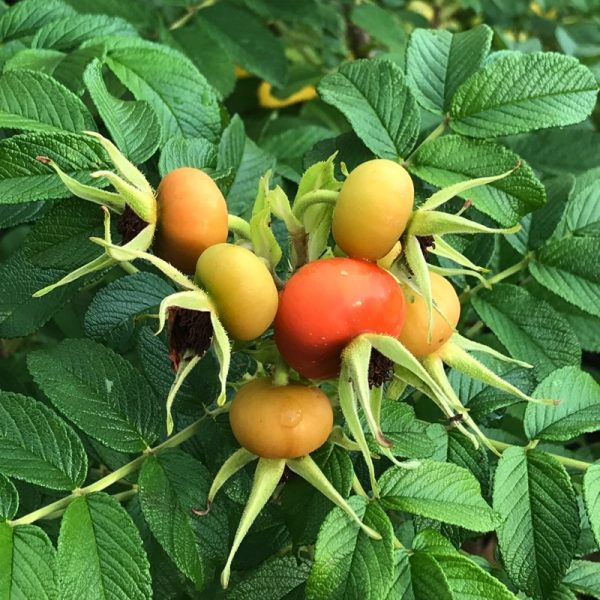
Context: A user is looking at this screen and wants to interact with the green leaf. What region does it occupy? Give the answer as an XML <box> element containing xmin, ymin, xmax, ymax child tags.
<box><xmin>413</xmin><ymin>530</ymin><xmax>518</xmax><ymax>599</ymax></box>
<box><xmin>530</xmin><ymin>237</ymin><xmax>600</xmax><ymax>317</ymax></box>
<box><xmin>447</xmin><ymin>429</ymin><xmax>490</xmax><ymax>498</ymax></box>
<box><xmin>524</xmin><ymin>367</ymin><xmax>600</xmax><ymax>441</ymax></box>
<box><xmin>138</xmin><ymin>450</ymin><xmax>228</xmax><ymax>589</ymax></box>
<box><xmin>505</xmin><ymin>128</ymin><xmax>600</xmax><ymax>177</ymax></box>
<box><xmin>166</xmin><ymin>19</ymin><xmax>236</xmax><ymax>99</ymax></box>
<box><xmin>85</xmin><ymin>272</ymin><xmax>174</xmax><ymax>345</ymax></box>
<box><xmin>493</xmin><ymin>447</ymin><xmax>579</xmax><ymax>599</ymax></box>
<box><xmin>318</xmin><ymin>59</ymin><xmax>420</xmax><ymax>160</ymax></box>
<box><xmin>583</xmin><ymin>463</ymin><xmax>600</xmax><ymax>548</ymax></box>
<box><xmin>32</xmin><ymin>14</ymin><xmax>137</xmax><ymax>50</ymax></box>
<box><xmin>379</xmin><ymin>402</ymin><xmax>445</xmax><ymax>459</ymax></box>
<box><xmin>3</xmin><ymin>47</ymin><xmax>66</xmax><ymax>75</ymax></box>
<box><xmin>557</xmin><ymin>22</ymin><xmax>600</xmax><ymax>58</ymax></box>
<box><xmin>527</xmin><ymin>280</ymin><xmax>600</xmax><ymax>353</ymax></box>
<box><xmin>225</xmin><ymin>555</ymin><xmax>311</xmax><ymax>600</ymax></box>
<box><xmin>450</xmin><ymin>52</ymin><xmax>598</xmax><ymax>137</ymax></box>
<box><xmin>471</xmin><ymin>284</ymin><xmax>581</xmax><ymax>381</ymax></box>
<box><xmin>410</xmin><ymin>135</ymin><xmax>545</xmax><ymax>226</ymax></box>
<box><xmin>0</xmin><ymin>248</ymin><xmax>78</xmax><ymax>338</ymax></box>
<box><xmin>0</xmin><ymin>391</ymin><xmax>87</xmax><ymax>490</ymax></box>
<box><xmin>0</xmin><ymin>473</ymin><xmax>18</xmax><ymax>521</ymax></box>
<box><xmin>24</xmin><ymin>199</ymin><xmax>105</xmax><ymax>270</ymax></box>
<box><xmin>407</xmin><ymin>25</ymin><xmax>493</xmax><ymax>114</ymax></box>
<box><xmin>135</xmin><ymin>325</ymin><xmax>220</xmax><ymax>417</ymax></box>
<box><xmin>158</xmin><ymin>136</ymin><xmax>218</xmax><ymax>177</ymax></box>
<box><xmin>84</xmin><ymin>59</ymin><xmax>160</xmax><ymax>164</ymax></box>
<box><xmin>562</xmin><ymin>167</ymin><xmax>600</xmax><ymax>237</ymax></box>
<box><xmin>281</xmin><ymin>443</ymin><xmax>354</xmax><ymax>546</ymax></box>
<box><xmin>409</xmin><ymin>552</ymin><xmax>452</xmax><ymax>600</ymax></box>
<box><xmin>0</xmin><ymin>131</ymin><xmax>111</xmax><ymax>205</ymax></box>
<box><xmin>306</xmin><ymin>497</ymin><xmax>394</xmax><ymax>600</ymax></box>
<box><xmin>261</xmin><ymin>124</ymin><xmax>333</xmax><ymax>182</ymax></box>
<box><xmin>57</xmin><ymin>493</ymin><xmax>151</xmax><ymax>599</ymax></box>
<box><xmin>0</xmin><ymin>0</ymin><xmax>75</xmax><ymax>42</ymax></box>
<box><xmin>104</xmin><ymin>37</ymin><xmax>221</xmax><ymax>143</ymax></box>
<box><xmin>0</xmin><ymin>69</ymin><xmax>95</xmax><ymax>133</ymax></box>
<box><xmin>28</xmin><ymin>338</ymin><xmax>160</xmax><ymax>452</ymax></box>
<box><xmin>351</xmin><ymin>4</ymin><xmax>406</xmax><ymax>53</ymax></box>
<box><xmin>383</xmin><ymin>550</ymin><xmax>414</xmax><ymax>600</ymax></box>
<box><xmin>563</xmin><ymin>560</ymin><xmax>600</xmax><ymax>599</ymax></box>
<box><xmin>379</xmin><ymin>461</ymin><xmax>499</xmax><ymax>531</ymax></box>
<box><xmin>0</xmin><ymin>201</ymin><xmax>45</xmax><ymax>228</ymax></box>
<box><xmin>0</xmin><ymin>523</ymin><xmax>58</xmax><ymax>599</ymax></box>
<box><xmin>197</xmin><ymin>3</ymin><xmax>287</xmax><ymax>87</ymax></box>
<box><xmin>218</xmin><ymin>116</ymin><xmax>276</xmax><ymax>217</ymax></box>
<box><xmin>528</xmin><ymin>175</ymin><xmax>574</xmax><ymax>250</ymax></box>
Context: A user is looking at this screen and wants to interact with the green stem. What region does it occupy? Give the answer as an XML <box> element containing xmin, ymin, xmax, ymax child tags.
<box><xmin>228</xmin><ymin>214</ymin><xmax>252</xmax><ymax>240</ymax></box>
<box><xmin>43</xmin><ymin>488</ymin><xmax>139</xmax><ymax>521</ymax></box>
<box><xmin>461</xmin><ymin>254</ymin><xmax>531</xmax><ymax>302</ymax></box>
<box><xmin>403</xmin><ymin>119</ymin><xmax>448</xmax><ymax>167</ymax></box>
<box><xmin>292</xmin><ymin>190</ymin><xmax>339</xmax><ymax>220</ymax></box>
<box><xmin>488</xmin><ymin>439</ymin><xmax>593</xmax><ymax>471</ymax></box>
<box><xmin>119</xmin><ymin>261</ymin><xmax>139</xmax><ymax>275</ymax></box>
<box><xmin>10</xmin><ymin>417</ymin><xmax>208</xmax><ymax>527</ymax></box>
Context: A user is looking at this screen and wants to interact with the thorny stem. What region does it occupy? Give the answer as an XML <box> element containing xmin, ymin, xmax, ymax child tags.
<box><xmin>460</xmin><ymin>254</ymin><xmax>532</xmax><ymax>302</ymax></box>
<box><xmin>488</xmin><ymin>439</ymin><xmax>593</xmax><ymax>471</ymax></box>
<box><xmin>10</xmin><ymin>415</ymin><xmax>213</xmax><ymax>526</ymax></box>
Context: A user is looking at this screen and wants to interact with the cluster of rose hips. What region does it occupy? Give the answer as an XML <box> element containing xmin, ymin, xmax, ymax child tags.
<box><xmin>40</xmin><ymin>133</ymin><xmax>552</xmax><ymax>587</ymax></box>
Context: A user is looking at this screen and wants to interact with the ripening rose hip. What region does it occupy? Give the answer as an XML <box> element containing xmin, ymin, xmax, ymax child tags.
<box><xmin>332</xmin><ymin>159</ymin><xmax>414</xmax><ymax>261</ymax></box>
<box><xmin>229</xmin><ymin>378</ymin><xmax>333</xmax><ymax>459</ymax></box>
<box><xmin>274</xmin><ymin>257</ymin><xmax>407</xmax><ymax>379</ymax></box>
<box><xmin>195</xmin><ymin>243</ymin><xmax>278</xmax><ymax>341</ymax></box>
<box><xmin>399</xmin><ymin>272</ymin><xmax>461</xmax><ymax>358</ymax></box>
<box><xmin>154</xmin><ymin>167</ymin><xmax>228</xmax><ymax>273</ymax></box>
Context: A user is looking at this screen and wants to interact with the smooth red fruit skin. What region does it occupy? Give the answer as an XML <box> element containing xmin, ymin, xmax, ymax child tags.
<box><xmin>274</xmin><ymin>257</ymin><xmax>406</xmax><ymax>379</ymax></box>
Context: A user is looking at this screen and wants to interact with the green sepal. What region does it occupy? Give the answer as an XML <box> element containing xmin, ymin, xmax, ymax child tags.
<box><xmin>338</xmin><ymin>363</ymin><xmax>379</xmax><ymax>496</ymax></box>
<box><xmin>33</xmin><ymin>253</ymin><xmax>115</xmax><ymax>297</ymax></box>
<box><xmin>221</xmin><ymin>458</ymin><xmax>286</xmax><ymax>588</ymax></box>
<box><xmin>156</xmin><ymin>290</ymin><xmax>213</xmax><ymax>335</ymax></box>
<box><xmin>268</xmin><ymin>185</ymin><xmax>303</xmax><ymax>235</ymax></box>
<box><xmin>90</xmin><ymin>238</ymin><xmax>196</xmax><ymax>291</ymax></box>
<box><xmin>450</xmin><ymin>333</ymin><xmax>533</xmax><ymax>368</ymax></box>
<box><xmin>211</xmin><ymin>308</ymin><xmax>232</xmax><ymax>406</ymax></box>
<box><xmin>34</xmin><ymin>211</ymin><xmax>153</xmax><ymax>297</ymax></box>
<box><xmin>409</xmin><ymin>210</ymin><xmax>521</xmax><ymax>237</ymax></box>
<box><xmin>422</xmin><ymin>354</ymin><xmax>500</xmax><ymax>455</ymax></box>
<box><xmin>36</xmin><ymin>156</ymin><xmax>125</xmax><ymax>213</ymax></box>
<box><xmin>342</xmin><ymin>337</ymin><xmax>392</xmax><ymax>448</ymax></box>
<box><xmin>249</xmin><ymin>173</ymin><xmax>283</xmax><ymax>272</ymax></box>
<box><xmin>438</xmin><ymin>341</ymin><xmax>558</xmax><ymax>406</ymax></box>
<box><xmin>429</xmin><ymin>235</ymin><xmax>489</xmax><ymax>273</ymax></box>
<box><xmin>419</xmin><ymin>166</ymin><xmax>519</xmax><ymax>212</ymax></box>
<box><xmin>155</xmin><ymin>289</ymin><xmax>231</xmax><ymax>408</ymax></box>
<box><xmin>329</xmin><ymin>425</ymin><xmax>362</xmax><ymax>452</ymax></box>
<box><xmin>428</xmin><ymin>264</ymin><xmax>490</xmax><ymax>287</ymax></box>
<box><xmin>228</xmin><ymin>214</ymin><xmax>252</xmax><ymax>240</ymax></box>
<box><xmin>91</xmin><ymin>170</ymin><xmax>156</xmax><ymax>224</ymax></box>
<box><xmin>293</xmin><ymin>154</ymin><xmax>341</xmax><ymax>262</ymax></box>
<box><xmin>404</xmin><ymin>235</ymin><xmax>434</xmax><ymax>342</ymax></box>
<box><xmin>205</xmin><ymin>448</ymin><xmax>257</xmax><ymax>507</ymax></box>
<box><xmin>287</xmin><ymin>454</ymin><xmax>382</xmax><ymax>540</ymax></box>
<box><xmin>392</xmin><ymin>363</ymin><xmax>481</xmax><ymax>448</ymax></box>
<box><xmin>85</xmin><ymin>131</ymin><xmax>153</xmax><ymax>196</ymax></box>
<box><xmin>166</xmin><ymin>353</ymin><xmax>202</xmax><ymax>435</ymax></box>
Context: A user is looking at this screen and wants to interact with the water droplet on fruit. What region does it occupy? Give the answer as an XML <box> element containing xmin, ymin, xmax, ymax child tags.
<box><xmin>280</xmin><ymin>406</ymin><xmax>302</xmax><ymax>428</ymax></box>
